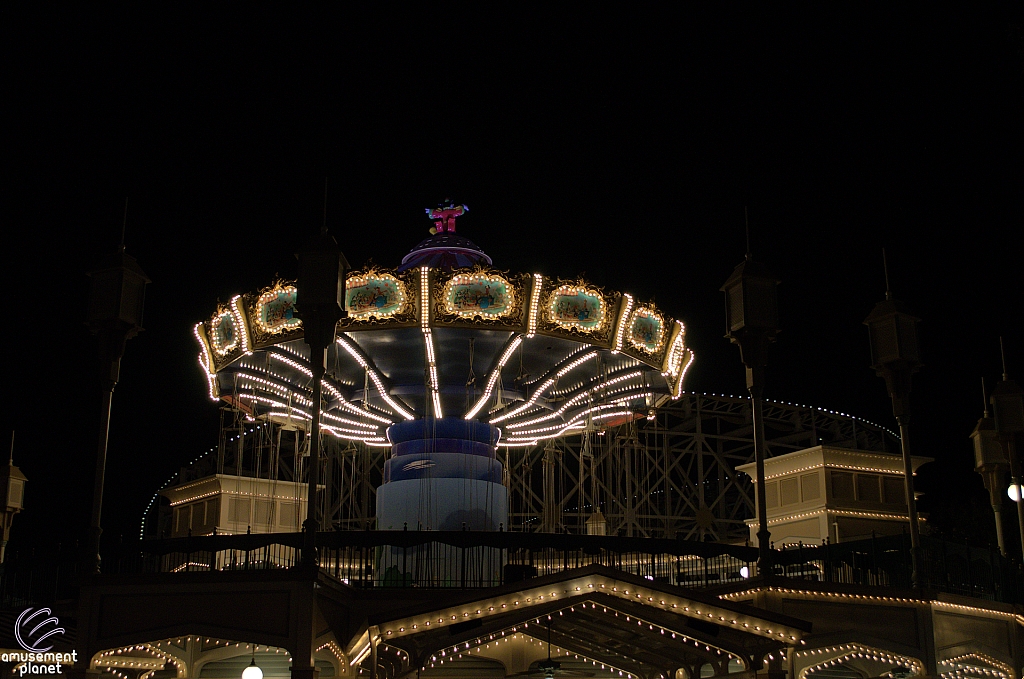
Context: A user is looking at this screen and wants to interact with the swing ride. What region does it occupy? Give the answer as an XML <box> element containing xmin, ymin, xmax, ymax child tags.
<box><xmin>147</xmin><ymin>201</ymin><xmax>897</xmax><ymax>545</ymax></box>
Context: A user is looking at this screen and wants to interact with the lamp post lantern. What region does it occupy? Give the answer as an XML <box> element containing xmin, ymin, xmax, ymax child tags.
<box><xmin>85</xmin><ymin>236</ymin><xmax>149</xmax><ymax>574</ymax></box>
<box><xmin>989</xmin><ymin>340</ymin><xmax>1024</xmax><ymax>559</ymax></box>
<box><xmin>295</xmin><ymin>225</ymin><xmax>349</xmax><ymax>567</ymax></box>
<box><xmin>241</xmin><ymin>656</ymin><xmax>263</xmax><ymax>679</ymax></box>
<box><xmin>721</xmin><ymin>245</ymin><xmax>779</xmax><ymax>573</ymax></box>
<box><xmin>863</xmin><ymin>258</ymin><xmax>922</xmax><ymax>587</ymax></box>
<box><xmin>971</xmin><ymin>380</ymin><xmax>1009</xmax><ymax>555</ymax></box>
<box><xmin>0</xmin><ymin>432</ymin><xmax>27</xmax><ymax>564</ymax></box>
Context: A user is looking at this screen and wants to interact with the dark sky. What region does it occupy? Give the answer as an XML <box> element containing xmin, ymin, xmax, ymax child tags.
<box><xmin>4</xmin><ymin>7</ymin><xmax>1023</xmax><ymax>556</ymax></box>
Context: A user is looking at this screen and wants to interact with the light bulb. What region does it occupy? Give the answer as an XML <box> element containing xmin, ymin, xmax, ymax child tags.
<box><xmin>242</xmin><ymin>659</ymin><xmax>263</xmax><ymax>679</ymax></box>
<box><xmin>1008</xmin><ymin>483</ymin><xmax>1022</xmax><ymax>503</ymax></box>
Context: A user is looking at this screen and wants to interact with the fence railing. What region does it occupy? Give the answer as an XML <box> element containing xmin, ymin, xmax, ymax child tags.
<box><xmin>3</xmin><ymin>531</ymin><xmax>1022</xmax><ymax>607</ymax></box>
<box><xmin>104</xmin><ymin>530</ymin><xmax>759</xmax><ymax>589</ymax></box>
<box><xmin>0</xmin><ymin>545</ymin><xmax>80</xmax><ymax>608</ymax></box>
<box><xmin>771</xmin><ymin>533</ymin><xmax>1024</xmax><ymax>602</ymax></box>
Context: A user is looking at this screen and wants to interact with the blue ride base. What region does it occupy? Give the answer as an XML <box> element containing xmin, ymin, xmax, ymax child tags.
<box><xmin>375</xmin><ymin>418</ymin><xmax>508</xmax><ymax>586</ymax></box>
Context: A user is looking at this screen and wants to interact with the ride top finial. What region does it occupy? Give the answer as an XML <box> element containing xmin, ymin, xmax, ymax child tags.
<box><xmin>426</xmin><ymin>199</ymin><xmax>468</xmax><ymax>235</ymax></box>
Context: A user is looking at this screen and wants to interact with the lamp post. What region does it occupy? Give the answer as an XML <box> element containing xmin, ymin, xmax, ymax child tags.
<box><xmin>863</xmin><ymin>260</ymin><xmax>922</xmax><ymax>587</ymax></box>
<box><xmin>989</xmin><ymin>340</ymin><xmax>1024</xmax><ymax>559</ymax></box>
<box><xmin>721</xmin><ymin>245</ymin><xmax>779</xmax><ymax>574</ymax></box>
<box><xmin>0</xmin><ymin>432</ymin><xmax>27</xmax><ymax>564</ymax></box>
<box><xmin>85</xmin><ymin>236</ymin><xmax>149</xmax><ymax>574</ymax></box>
<box><xmin>971</xmin><ymin>380</ymin><xmax>1009</xmax><ymax>555</ymax></box>
<box><xmin>295</xmin><ymin>225</ymin><xmax>349</xmax><ymax>567</ymax></box>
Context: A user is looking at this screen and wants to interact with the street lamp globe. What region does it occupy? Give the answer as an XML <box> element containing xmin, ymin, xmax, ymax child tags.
<box><xmin>242</xmin><ymin>658</ymin><xmax>263</xmax><ymax>679</ymax></box>
<box><xmin>1009</xmin><ymin>483</ymin><xmax>1022</xmax><ymax>503</ymax></box>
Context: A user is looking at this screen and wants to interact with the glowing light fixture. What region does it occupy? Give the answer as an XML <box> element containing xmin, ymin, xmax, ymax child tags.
<box><xmin>242</xmin><ymin>656</ymin><xmax>263</xmax><ymax>679</ymax></box>
<box><xmin>990</xmin><ymin>337</ymin><xmax>1024</xmax><ymax>545</ymax></box>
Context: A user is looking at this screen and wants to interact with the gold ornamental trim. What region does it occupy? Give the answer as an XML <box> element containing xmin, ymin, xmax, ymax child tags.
<box><xmin>536</xmin><ymin>277</ymin><xmax>618</xmax><ymax>346</ymax></box>
<box><xmin>432</xmin><ymin>266</ymin><xmax>525</xmax><ymax>328</ymax></box>
<box><xmin>339</xmin><ymin>267</ymin><xmax>419</xmax><ymax>329</ymax></box>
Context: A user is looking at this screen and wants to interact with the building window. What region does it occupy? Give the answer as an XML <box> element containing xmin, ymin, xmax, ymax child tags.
<box><xmin>255</xmin><ymin>499</ymin><xmax>275</xmax><ymax>525</ymax></box>
<box><xmin>856</xmin><ymin>474</ymin><xmax>881</xmax><ymax>503</ymax></box>
<box><xmin>801</xmin><ymin>473</ymin><xmax>821</xmax><ymax>501</ymax></box>
<box><xmin>780</xmin><ymin>477</ymin><xmax>800</xmax><ymax>505</ymax></box>
<box><xmin>279</xmin><ymin>502</ymin><xmax>300</xmax><ymax>529</ymax></box>
<box><xmin>229</xmin><ymin>497</ymin><xmax>251</xmax><ymax>523</ymax></box>
<box><xmin>882</xmin><ymin>476</ymin><xmax>905</xmax><ymax>504</ymax></box>
<box><xmin>831</xmin><ymin>472</ymin><xmax>854</xmax><ymax>500</ymax></box>
<box><xmin>205</xmin><ymin>498</ymin><xmax>220</xmax><ymax>526</ymax></box>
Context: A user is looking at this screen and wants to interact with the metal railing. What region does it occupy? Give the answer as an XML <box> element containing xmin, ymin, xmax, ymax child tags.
<box><xmin>771</xmin><ymin>533</ymin><xmax>1024</xmax><ymax>602</ymax></box>
<box><xmin>109</xmin><ymin>530</ymin><xmax>1024</xmax><ymax>602</ymax></box>
<box><xmin>105</xmin><ymin>531</ymin><xmax>759</xmax><ymax>589</ymax></box>
<box><xmin>3</xmin><ymin>531</ymin><xmax>1022</xmax><ymax>606</ymax></box>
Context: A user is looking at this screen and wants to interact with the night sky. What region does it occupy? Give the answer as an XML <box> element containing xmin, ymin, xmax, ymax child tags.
<box><xmin>4</xmin><ymin>7</ymin><xmax>1023</xmax><ymax>558</ymax></box>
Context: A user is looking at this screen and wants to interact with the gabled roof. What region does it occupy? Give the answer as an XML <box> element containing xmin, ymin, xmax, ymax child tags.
<box><xmin>345</xmin><ymin>564</ymin><xmax>810</xmax><ymax>678</ymax></box>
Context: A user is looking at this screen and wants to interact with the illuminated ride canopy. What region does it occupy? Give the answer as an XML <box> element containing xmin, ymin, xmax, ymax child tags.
<box><xmin>193</xmin><ymin>209</ymin><xmax>694</xmax><ymax>533</ymax></box>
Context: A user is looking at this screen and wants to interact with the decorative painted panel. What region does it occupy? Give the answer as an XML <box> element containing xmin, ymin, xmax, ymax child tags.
<box><xmin>255</xmin><ymin>285</ymin><xmax>300</xmax><ymax>334</ymax></box>
<box><xmin>339</xmin><ymin>268</ymin><xmax>418</xmax><ymax>328</ymax></box>
<box><xmin>546</xmin><ymin>284</ymin><xmax>606</xmax><ymax>332</ymax></box>
<box><xmin>627</xmin><ymin>306</ymin><xmax>665</xmax><ymax>355</ymax></box>
<box><xmin>432</xmin><ymin>268</ymin><xmax>525</xmax><ymax>328</ymax></box>
<box><xmin>210</xmin><ymin>310</ymin><xmax>238</xmax><ymax>356</ymax></box>
<box><xmin>346</xmin><ymin>272</ymin><xmax>407</xmax><ymax>319</ymax></box>
<box><xmin>442</xmin><ymin>272</ymin><xmax>514</xmax><ymax>319</ymax></box>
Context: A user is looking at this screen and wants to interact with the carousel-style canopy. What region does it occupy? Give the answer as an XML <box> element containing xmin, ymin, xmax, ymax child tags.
<box><xmin>194</xmin><ymin>206</ymin><xmax>694</xmax><ymax>448</ymax></box>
